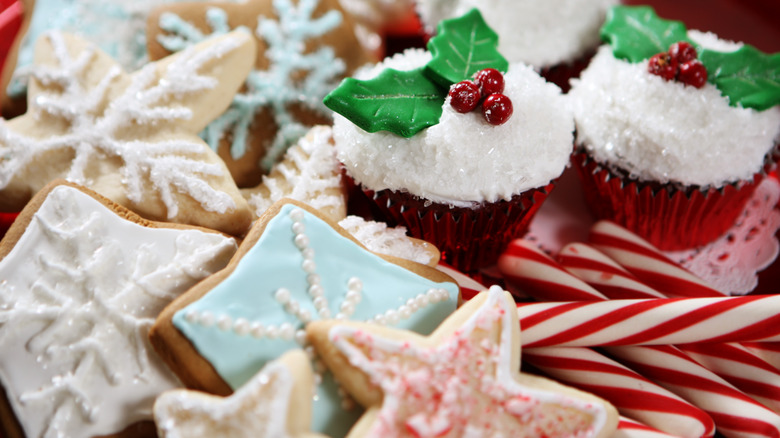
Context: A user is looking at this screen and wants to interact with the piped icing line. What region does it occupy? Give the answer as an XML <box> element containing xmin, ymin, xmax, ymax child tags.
<box><xmin>588</xmin><ymin>221</ymin><xmax>728</xmax><ymax>298</ymax></box>
<box><xmin>325</xmin><ymin>286</ymin><xmax>614</xmax><ymax>437</ymax></box>
<box><xmin>0</xmin><ymin>184</ymin><xmax>237</xmax><ymax>438</ymax></box>
<box><xmin>523</xmin><ymin>347</ymin><xmax>714</xmax><ymax>438</ymax></box>
<box><xmin>606</xmin><ymin>345</ymin><xmax>780</xmax><ymax>438</ymax></box>
<box><xmin>516</xmin><ymin>295</ymin><xmax>780</xmax><ymax>348</ymax></box>
<box><xmin>169</xmin><ymin>200</ymin><xmax>459</xmax><ymax>437</ymax></box>
<box><xmin>556</xmin><ymin>243</ymin><xmax>667</xmax><ymax>300</ymax></box>
<box><xmin>154</xmin><ymin>350</ymin><xmax>319</xmax><ymax>438</ymax></box>
<box><xmin>615</xmin><ymin>416</ymin><xmax>692</xmax><ymax>438</ymax></box>
<box><xmin>498</xmin><ymin>239</ymin><xmax>608</xmax><ymax>301</ymax></box>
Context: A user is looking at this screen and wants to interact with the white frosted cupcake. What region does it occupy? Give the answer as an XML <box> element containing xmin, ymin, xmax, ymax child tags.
<box><xmin>415</xmin><ymin>0</ymin><xmax>618</xmax><ymax>90</ymax></box>
<box><xmin>568</xmin><ymin>5</ymin><xmax>780</xmax><ymax>250</ymax></box>
<box><xmin>325</xmin><ymin>11</ymin><xmax>573</xmax><ymax>271</ymax></box>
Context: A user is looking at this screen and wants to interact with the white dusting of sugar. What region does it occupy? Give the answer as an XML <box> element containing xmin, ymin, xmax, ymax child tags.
<box><xmin>415</xmin><ymin>0</ymin><xmax>618</xmax><ymax>68</ymax></box>
<box><xmin>333</xmin><ymin>49</ymin><xmax>573</xmax><ymax>207</ymax></box>
<box><xmin>568</xmin><ymin>45</ymin><xmax>780</xmax><ymax>188</ymax></box>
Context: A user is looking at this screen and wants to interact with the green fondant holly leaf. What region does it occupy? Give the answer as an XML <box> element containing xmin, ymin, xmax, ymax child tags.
<box><xmin>700</xmin><ymin>46</ymin><xmax>780</xmax><ymax>111</ymax></box>
<box><xmin>323</xmin><ymin>68</ymin><xmax>446</xmax><ymax>138</ymax></box>
<box><xmin>601</xmin><ymin>5</ymin><xmax>691</xmax><ymax>63</ymax></box>
<box><xmin>424</xmin><ymin>8</ymin><xmax>508</xmax><ymax>87</ymax></box>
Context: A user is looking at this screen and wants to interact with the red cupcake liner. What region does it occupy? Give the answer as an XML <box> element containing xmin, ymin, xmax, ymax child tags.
<box><xmin>572</xmin><ymin>151</ymin><xmax>767</xmax><ymax>251</ymax></box>
<box><xmin>352</xmin><ymin>181</ymin><xmax>554</xmax><ymax>273</ymax></box>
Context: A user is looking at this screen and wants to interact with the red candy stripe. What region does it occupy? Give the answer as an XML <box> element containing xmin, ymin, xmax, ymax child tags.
<box><xmin>517</xmin><ymin>295</ymin><xmax>780</xmax><ymax>348</ymax></box>
<box><xmin>615</xmin><ymin>417</ymin><xmax>683</xmax><ymax>438</ymax></box>
<box><xmin>525</xmin><ymin>347</ymin><xmax>714</xmax><ymax>438</ymax></box>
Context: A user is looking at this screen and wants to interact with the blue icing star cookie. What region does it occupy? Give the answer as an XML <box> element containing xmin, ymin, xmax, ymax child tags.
<box><xmin>153</xmin><ymin>199</ymin><xmax>459</xmax><ymax>437</ymax></box>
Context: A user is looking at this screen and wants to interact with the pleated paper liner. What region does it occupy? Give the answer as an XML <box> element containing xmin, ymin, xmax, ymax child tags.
<box><xmin>347</xmin><ymin>174</ymin><xmax>554</xmax><ymax>273</ymax></box>
<box><xmin>572</xmin><ymin>150</ymin><xmax>769</xmax><ymax>251</ymax></box>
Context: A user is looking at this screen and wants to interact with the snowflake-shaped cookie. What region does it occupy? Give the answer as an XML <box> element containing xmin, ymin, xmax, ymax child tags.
<box><xmin>146</xmin><ymin>0</ymin><xmax>375</xmax><ymax>187</ymax></box>
<box><xmin>0</xmin><ymin>30</ymin><xmax>255</xmax><ymax>235</ymax></box>
<box><xmin>308</xmin><ymin>286</ymin><xmax>620</xmax><ymax>438</ymax></box>
<box><xmin>0</xmin><ymin>181</ymin><xmax>238</xmax><ymax>438</ymax></box>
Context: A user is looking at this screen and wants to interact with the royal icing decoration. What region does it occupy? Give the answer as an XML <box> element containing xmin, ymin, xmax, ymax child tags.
<box><xmin>171</xmin><ymin>202</ymin><xmax>459</xmax><ymax>437</ymax></box>
<box><xmin>0</xmin><ymin>30</ymin><xmax>254</xmax><ymax>234</ymax></box>
<box><xmin>154</xmin><ymin>350</ymin><xmax>319</xmax><ymax>438</ymax></box>
<box><xmin>0</xmin><ymin>185</ymin><xmax>237</xmax><ymax>438</ymax></box>
<box><xmin>157</xmin><ymin>0</ymin><xmax>347</xmax><ymax>171</ymax></box>
<box><xmin>324</xmin><ymin>286</ymin><xmax>612</xmax><ymax>437</ymax></box>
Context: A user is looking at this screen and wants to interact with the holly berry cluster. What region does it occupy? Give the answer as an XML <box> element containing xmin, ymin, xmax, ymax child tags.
<box><xmin>448</xmin><ymin>68</ymin><xmax>513</xmax><ymax>125</ymax></box>
<box><xmin>647</xmin><ymin>42</ymin><xmax>708</xmax><ymax>88</ymax></box>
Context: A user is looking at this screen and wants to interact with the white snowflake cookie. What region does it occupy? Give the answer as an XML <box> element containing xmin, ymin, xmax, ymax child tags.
<box><xmin>0</xmin><ymin>181</ymin><xmax>238</xmax><ymax>438</ymax></box>
<box><xmin>0</xmin><ymin>30</ymin><xmax>256</xmax><ymax>236</ymax></box>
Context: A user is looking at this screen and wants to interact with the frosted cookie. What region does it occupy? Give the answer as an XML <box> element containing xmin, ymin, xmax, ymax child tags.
<box><xmin>568</xmin><ymin>5</ymin><xmax>780</xmax><ymax>250</ymax></box>
<box><xmin>307</xmin><ymin>286</ymin><xmax>619</xmax><ymax>438</ymax></box>
<box><xmin>0</xmin><ymin>0</ymin><xmax>33</xmax><ymax>113</ymax></box>
<box><xmin>149</xmin><ymin>199</ymin><xmax>460</xmax><ymax>437</ymax></box>
<box><xmin>327</xmin><ymin>10</ymin><xmax>573</xmax><ymax>271</ymax></box>
<box><xmin>146</xmin><ymin>0</ymin><xmax>376</xmax><ymax>187</ymax></box>
<box><xmin>0</xmin><ymin>180</ymin><xmax>238</xmax><ymax>438</ymax></box>
<box><xmin>0</xmin><ymin>30</ymin><xmax>255</xmax><ymax>236</ymax></box>
<box><xmin>337</xmin><ymin>216</ymin><xmax>440</xmax><ymax>267</ymax></box>
<box><xmin>3</xmin><ymin>0</ymin><xmax>210</xmax><ymax>115</ymax></box>
<box><xmin>242</xmin><ymin>125</ymin><xmax>347</xmax><ymax>222</ymax></box>
<box><xmin>154</xmin><ymin>350</ymin><xmax>325</xmax><ymax>438</ymax></box>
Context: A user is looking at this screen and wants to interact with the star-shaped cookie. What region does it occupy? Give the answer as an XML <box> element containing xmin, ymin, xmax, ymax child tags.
<box><xmin>307</xmin><ymin>286</ymin><xmax>620</xmax><ymax>438</ymax></box>
<box><xmin>150</xmin><ymin>199</ymin><xmax>459</xmax><ymax>437</ymax></box>
<box><xmin>146</xmin><ymin>0</ymin><xmax>377</xmax><ymax>187</ymax></box>
<box><xmin>0</xmin><ymin>180</ymin><xmax>238</xmax><ymax>438</ymax></box>
<box><xmin>0</xmin><ymin>29</ymin><xmax>255</xmax><ymax>235</ymax></box>
<box><xmin>154</xmin><ymin>349</ymin><xmax>325</xmax><ymax>438</ymax></box>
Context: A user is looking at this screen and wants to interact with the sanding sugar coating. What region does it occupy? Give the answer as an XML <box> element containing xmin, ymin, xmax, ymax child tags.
<box><xmin>415</xmin><ymin>0</ymin><xmax>618</xmax><ymax>68</ymax></box>
<box><xmin>568</xmin><ymin>31</ymin><xmax>780</xmax><ymax>189</ymax></box>
<box><xmin>332</xmin><ymin>49</ymin><xmax>574</xmax><ymax>207</ymax></box>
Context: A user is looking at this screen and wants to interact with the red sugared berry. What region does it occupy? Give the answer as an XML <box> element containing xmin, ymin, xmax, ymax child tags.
<box><xmin>678</xmin><ymin>60</ymin><xmax>708</xmax><ymax>88</ymax></box>
<box><xmin>482</xmin><ymin>93</ymin><xmax>513</xmax><ymax>125</ymax></box>
<box><xmin>669</xmin><ymin>41</ymin><xmax>698</xmax><ymax>64</ymax></box>
<box><xmin>448</xmin><ymin>80</ymin><xmax>481</xmax><ymax>113</ymax></box>
<box><xmin>472</xmin><ymin>68</ymin><xmax>505</xmax><ymax>96</ymax></box>
<box><xmin>647</xmin><ymin>53</ymin><xmax>678</xmax><ymax>81</ymax></box>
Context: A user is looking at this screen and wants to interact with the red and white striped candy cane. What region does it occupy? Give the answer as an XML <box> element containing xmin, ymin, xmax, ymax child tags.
<box><xmin>607</xmin><ymin>345</ymin><xmax>780</xmax><ymax>438</ymax></box>
<box><xmin>588</xmin><ymin>221</ymin><xmax>727</xmax><ymax>298</ymax></box>
<box><xmin>524</xmin><ymin>346</ymin><xmax>714</xmax><ymax>438</ymax></box>
<box><xmin>516</xmin><ymin>295</ymin><xmax>780</xmax><ymax>348</ymax></box>
<box><xmin>615</xmin><ymin>416</ymin><xmax>694</xmax><ymax>438</ymax></box>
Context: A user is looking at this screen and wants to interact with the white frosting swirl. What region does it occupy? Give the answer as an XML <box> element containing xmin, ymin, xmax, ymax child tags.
<box><xmin>569</xmin><ymin>43</ymin><xmax>780</xmax><ymax>188</ymax></box>
<box><xmin>333</xmin><ymin>50</ymin><xmax>573</xmax><ymax>207</ymax></box>
<box><xmin>415</xmin><ymin>0</ymin><xmax>618</xmax><ymax>68</ymax></box>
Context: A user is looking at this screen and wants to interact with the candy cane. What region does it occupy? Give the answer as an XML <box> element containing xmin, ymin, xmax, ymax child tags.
<box><xmin>516</xmin><ymin>295</ymin><xmax>780</xmax><ymax>348</ymax></box>
<box><xmin>524</xmin><ymin>346</ymin><xmax>714</xmax><ymax>438</ymax></box>
<box><xmin>615</xmin><ymin>416</ymin><xmax>697</xmax><ymax>438</ymax></box>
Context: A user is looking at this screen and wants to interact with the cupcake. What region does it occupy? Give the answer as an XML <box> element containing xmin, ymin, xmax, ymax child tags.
<box><xmin>325</xmin><ymin>10</ymin><xmax>573</xmax><ymax>272</ymax></box>
<box><xmin>568</xmin><ymin>5</ymin><xmax>780</xmax><ymax>251</ymax></box>
<box><xmin>414</xmin><ymin>0</ymin><xmax>619</xmax><ymax>91</ymax></box>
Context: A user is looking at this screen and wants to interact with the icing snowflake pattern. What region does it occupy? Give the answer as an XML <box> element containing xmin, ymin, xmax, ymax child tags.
<box><xmin>0</xmin><ymin>31</ymin><xmax>246</xmax><ymax>218</ymax></box>
<box><xmin>158</xmin><ymin>0</ymin><xmax>346</xmax><ymax>170</ymax></box>
<box><xmin>0</xmin><ymin>186</ymin><xmax>237</xmax><ymax>438</ymax></box>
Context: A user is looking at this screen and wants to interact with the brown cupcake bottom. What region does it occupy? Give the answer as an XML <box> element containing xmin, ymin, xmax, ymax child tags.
<box><xmin>572</xmin><ymin>151</ymin><xmax>767</xmax><ymax>251</ymax></box>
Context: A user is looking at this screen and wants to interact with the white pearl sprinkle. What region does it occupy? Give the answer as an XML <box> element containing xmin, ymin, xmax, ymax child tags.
<box><xmin>279</xmin><ymin>323</ymin><xmax>295</xmax><ymax>341</ymax></box>
<box><xmin>302</xmin><ymin>259</ymin><xmax>317</xmax><ymax>274</ymax></box>
<box><xmin>399</xmin><ymin>305</ymin><xmax>411</xmax><ymax>320</ymax></box>
<box><xmin>286</xmin><ymin>301</ymin><xmax>300</xmax><ymax>316</ymax></box>
<box><xmin>312</xmin><ymin>296</ymin><xmax>328</xmax><ymax>311</ymax></box>
<box><xmin>266</xmin><ymin>326</ymin><xmax>279</xmax><ymax>339</ymax></box>
<box><xmin>185</xmin><ymin>309</ymin><xmax>199</xmax><ymax>323</ymax></box>
<box><xmin>217</xmin><ymin>315</ymin><xmax>233</xmax><ymax>331</ymax></box>
<box><xmin>375</xmin><ymin>315</ymin><xmax>387</xmax><ymax>326</ymax></box>
<box><xmin>294</xmin><ymin>234</ymin><xmax>309</xmax><ymax>249</ymax></box>
<box><xmin>199</xmin><ymin>311</ymin><xmax>215</xmax><ymax>328</ymax></box>
<box><xmin>384</xmin><ymin>309</ymin><xmax>399</xmax><ymax>325</ymax></box>
<box><xmin>308</xmin><ymin>274</ymin><xmax>321</xmax><ymax>286</ymax></box>
<box><xmin>295</xmin><ymin>330</ymin><xmax>307</xmax><ymax>346</ymax></box>
<box><xmin>347</xmin><ymin>277</ymin><xmax>362</xmax><ymax>292</ymax></box>
<box><xmin>345</xmin><ymin>289</ymin><xmax>361</xmax><ymax>304</ymax></box>
<box><xmin>298</xmin><ymin>309</ymin><xmax>312</xmax><ymax>323</ymax></box>
<box><xmin>274</xmin><ymin>288</ymin><xmax>291</xmax><ymax>304</ymax></box>
<box><xmin>250</xmin><ymin>322</ymin><xmax>266</xmax><ymax>338</ymax></box>
<box><xmin>309</xmin><ymin>284</ymin><xmax>324</xmax><ymax>298</ymax></box>
<box><xmin>234</xmin><ymin>318</ymin><xmax>250</xmax><ymax>336</ymax></box>
<box><xmin>318</xmin><ymin>308</ymin><xmax>332</xmax><ymax>319</ymax></box>
<box><xmin>289</xmin><ymin>209</ymin><xmax>304</xmax><ymax>222</ymax></box>
<box><xmin>302</xmin><ymin>248</ymin><xmax>315</xmax><ymax>260</ymax></box>
<box><xmin>292</xmin><ymin>221</ymin><xmax>305</xmax><ymax>235</ymax></box>
<box><xmin>340</xmin><ymin>301</ymin><xmax>355</xmax><ymax>316</ymax></box>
